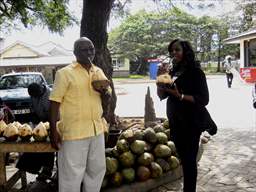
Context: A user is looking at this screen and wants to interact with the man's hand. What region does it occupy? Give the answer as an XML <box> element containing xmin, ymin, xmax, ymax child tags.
<box><xmin>50</xmin><ymin>129</ymin><xmax>62</xmax><ymax>150</ymax></box>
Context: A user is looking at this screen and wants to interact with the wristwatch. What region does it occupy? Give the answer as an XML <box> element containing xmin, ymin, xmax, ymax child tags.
<box><xmin>180</xmin><ymin>94</ymin><xmax>184</xmax><ymax>101</ymax></box>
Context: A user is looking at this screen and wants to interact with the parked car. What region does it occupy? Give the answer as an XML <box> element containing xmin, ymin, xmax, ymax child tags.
<box><xmin>0</xmin><ymin>72</ymin><xmax>49</xmax><ymax>123</ymax></box>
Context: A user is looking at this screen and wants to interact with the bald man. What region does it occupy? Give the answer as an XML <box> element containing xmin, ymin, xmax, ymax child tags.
<box><xmin>49</xmin><ymin>37</ymin><xmax>108</xmax><ymax>192</ymax></box>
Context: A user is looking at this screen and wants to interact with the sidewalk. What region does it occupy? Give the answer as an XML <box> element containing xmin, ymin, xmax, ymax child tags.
<box><xmin>152</xmin><ymin>127</ymin><xmax>256</xmax><ymax>192</ymax></box>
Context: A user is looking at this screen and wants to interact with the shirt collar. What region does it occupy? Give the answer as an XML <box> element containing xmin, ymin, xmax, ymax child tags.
<box><xmin>72</xmin><ymin>61</ymin><xmax>97</xmax><ymax>73</ymax></box>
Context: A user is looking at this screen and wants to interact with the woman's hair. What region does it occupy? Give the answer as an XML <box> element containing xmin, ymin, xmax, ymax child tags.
<box><xmin>168</xmin><ymin>39</ymin><xmax>200</xmax><ymax>70</ymax></box>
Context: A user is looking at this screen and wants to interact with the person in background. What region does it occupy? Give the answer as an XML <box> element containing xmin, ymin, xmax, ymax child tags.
<box><xmin>16</xmin><ymin>83</ymin><xmax>55</xmax><ymax>181</ymax></box>
<box><xmin>253</xmin><ymin>83</ymin><xmax>256</xmax><ymax>109</ymax></box>
<box><xmin>28</xmin><ymin>83</ymin><xmax>50</xmax><ymax>122</ymax></box>
<box><xmin>0</xmin><ymin>98</ymin><xmax>15</xmax><ymax>165</ymax></box>
<box><xmin>224</xmin><ymin>56</ymin><xmax>234</xmax><ymax>88</ymax></box>
<box><xmin>0</xmin><ymin>98</ymin><xmax>15</xmax><ymax>124</ymax></box>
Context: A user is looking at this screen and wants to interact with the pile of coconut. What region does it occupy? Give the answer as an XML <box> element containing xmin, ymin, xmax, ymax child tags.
<box><xmin>0</xmin><ymin>120</ymin><xmax>49</xmax><ymax>142</ymax></box>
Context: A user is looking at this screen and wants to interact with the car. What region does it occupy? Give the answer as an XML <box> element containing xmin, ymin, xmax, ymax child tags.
<box><xmin>0</xmin><ymin>72</ymin><xmax>48</xmax><ymax>123</ymax></box>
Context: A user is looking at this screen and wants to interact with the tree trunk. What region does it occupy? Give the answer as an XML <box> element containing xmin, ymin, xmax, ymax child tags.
<box><xmin>80</xmin><ymin>0</ymin><xmax>117</xmax><ymax>126</ymax></box>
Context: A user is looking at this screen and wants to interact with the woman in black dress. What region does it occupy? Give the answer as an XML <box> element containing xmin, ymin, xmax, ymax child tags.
<box><xmin>157</xmin><ymin>39</ymin><xmax>209</xmax><ymax>192</ymax></box>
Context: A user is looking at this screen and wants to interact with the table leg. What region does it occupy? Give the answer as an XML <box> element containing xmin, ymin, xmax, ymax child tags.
<box><xmin>20</xmin><ymin>171</ymin><xmax>27</xmax><ymax>189</ymax></box>
<box><xmin>0</xmin><ymin>152</ymin><xmax>7</xmax><ymax>192</ymax></box>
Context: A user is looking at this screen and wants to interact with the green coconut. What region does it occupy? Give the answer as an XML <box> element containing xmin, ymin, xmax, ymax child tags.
<box><xmin>137</xmin><ymin>166</ymin><xmax>151</xmax><ymax>182</ymax></box>
<box><xmin>167</xmin><ymin>156</ymin><xmax>180</xmax><ymax>170</ymax></box>
<box><xmin>130</xmin><ymin>140</ymin><xmax>146</xmax><ymax>155</ymax></box>
<box><xmin>155</xmin><ymin>158</ymin><xmax>171</xmax><ymax>173</ymax></box>
<box><xmin>143</xmin><ymin>127</ymin><xmax>157</xmax><ymax>143</ymax></box>
<box><xmin>137</xmin><ymin>152</ymin><xmax>154</xmax><ymax>166</ymax></box>
<box><xmin>119</xmin><ymin>151</ymin><xmax>135</xmax><ymax>168</ymax></box>
<box><xmin>110</xmin><ymin>172</ymin><xmax>123</xmax><ymax>187</ymax></box>
<box><xmin>156</xmin><ymin>132</ymin><xmax>168</xmax><ymax>144</ymax></box>
<box><xmin>154</xmin><ymin>144</ymin><xmax>172</xmax><ymax>158</ymax></box>
<box><xmin>150</xmin><ymin>162</ymin><xmax>163</xmax><ymax>178</ymax></box>
<box><xmin>106</xmin><ymin>157</ymin><xmax>119</xmax><ymax>175</ymax></box>
<box><xmin>116</xmin><ymin>139</ymin><xmax>130</xmax><ymax>153</ymax></box>
<box><xmin>122</xmin><ymin>168</ymin><xmax>135</xmax><ymax>183</ymax></box>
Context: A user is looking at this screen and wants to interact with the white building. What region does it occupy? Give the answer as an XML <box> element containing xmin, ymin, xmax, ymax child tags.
<box><xmin>224</xmin><ymin>28</ymin><xmax>256</xmax><ymax>83</ymax></box>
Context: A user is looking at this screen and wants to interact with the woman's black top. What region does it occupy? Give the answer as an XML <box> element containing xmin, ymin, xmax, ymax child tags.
<box><xmin>159</xmin><ymin>67</ymin><xmax>209</xmax><ymax>134</ymax></box>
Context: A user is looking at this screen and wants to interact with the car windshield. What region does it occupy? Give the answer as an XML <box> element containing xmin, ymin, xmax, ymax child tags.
<box><xmin>0</xmin><ymin>74</ymin><xmax>44</xmax><ymax>89</ymax></box>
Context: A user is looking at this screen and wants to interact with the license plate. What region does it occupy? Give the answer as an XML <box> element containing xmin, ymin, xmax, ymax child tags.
<box><xmin>13</xmin><ymin>109</ymin><xmax>30</xmax><ymax>115</ymax></box>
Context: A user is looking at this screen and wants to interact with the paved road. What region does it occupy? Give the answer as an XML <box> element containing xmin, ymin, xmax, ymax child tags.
<box><xmin>115</xmin><ymin>75</ymin><xmax>255</xmax><ymax>129</ymax></box>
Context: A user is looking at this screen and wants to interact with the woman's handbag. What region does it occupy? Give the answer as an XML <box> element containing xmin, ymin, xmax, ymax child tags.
<box><xmin>199</xmin><ymin>107</ymin><xmax>217</xmax><ymax>135</ymax></box>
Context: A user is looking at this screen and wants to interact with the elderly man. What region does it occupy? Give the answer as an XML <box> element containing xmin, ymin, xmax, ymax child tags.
<box><xmin>49</xmin><ymin>37</ymin><xmax>108</xmax><ymax>192</ymax></box>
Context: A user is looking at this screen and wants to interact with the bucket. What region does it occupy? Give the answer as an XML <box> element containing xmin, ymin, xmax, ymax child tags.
<box><xmin>105</xmin><ymin>129</ymin><xmax>122</xmax><ymax>148</ymax></box>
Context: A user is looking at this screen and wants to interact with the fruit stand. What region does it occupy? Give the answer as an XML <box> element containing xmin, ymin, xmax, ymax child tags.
<box><xmin>0</xmin><ymin>140</ymin><xmax>56</xmax><ymax>192</ymax></box>
<box><xmin>0</xmin><ymin>120</ymin><xmax>55</xmax><ymax>192</ymax></box>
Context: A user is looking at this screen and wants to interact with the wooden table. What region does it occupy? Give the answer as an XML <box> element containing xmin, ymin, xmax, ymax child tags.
<box><xmin>0</xmin><ymin>140</ymin><xmax>56</xmax><ymax>192</ymax></box>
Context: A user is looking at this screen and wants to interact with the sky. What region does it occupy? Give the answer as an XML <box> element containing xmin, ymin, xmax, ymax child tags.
<box><xmin>0</xmin><ymin>0</ymin><xmax>237</xmax><ymax>51</ymax></box>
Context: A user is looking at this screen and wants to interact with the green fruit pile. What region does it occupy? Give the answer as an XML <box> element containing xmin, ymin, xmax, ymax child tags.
<box><xmin>102</xmin><ymin>119</ymin><xmax>180</xmax><ymax>189</ymax></box>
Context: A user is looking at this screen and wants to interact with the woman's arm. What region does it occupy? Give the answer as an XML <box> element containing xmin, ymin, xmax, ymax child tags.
<box><xmin>163</xmin><ymin>69</ymin><xmax>209</xmax><ymax>106</ymax></box>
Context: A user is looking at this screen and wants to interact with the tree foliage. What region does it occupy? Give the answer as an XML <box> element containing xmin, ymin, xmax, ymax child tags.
<box><xmin>0</xmin><ymin>0</ymin><xmax>77</xmax><ymax>33</ymax></box>
<box><xmin>108</xmin><ymin>7</ymin><xmax>236</xmax><ymax>74</ymax></box>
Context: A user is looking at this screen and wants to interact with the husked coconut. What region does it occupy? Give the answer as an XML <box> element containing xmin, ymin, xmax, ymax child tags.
<box><xmin>156</xmin><ymin>73</ymin><xmax>173</xmax><ymax>85</ymax></box>
<box><xmin>43</xmin><ymin>122</ymin><xmax>50</xmax><ymax>130</ymax></box>
<box><xmin>33</xmin><ymin>122</ymin><xmax>48</xmax><ymax>141</ymax></box>
<box><xmin>12</xmin><ymin>121</ymin><xmax>22</xmax><ymax>130</ymax></box>
<box><xmin>19</xmin><ymin>124</ymin><xmax>33</xmax><ymax>141</ymax></box>
<box><xmin>92</xmin><ymin>70</ymin><xmax>111</xmax><ymax>91</ymax></box>
<box><xmin>3</xmin><ymin>123</ymin><xmax>19</xmax><ymax>141</ymax></box>
<box><xmin>0</xmin><ymin>120</ymin><xmax>7</xmax><ymax>137</ymax></box>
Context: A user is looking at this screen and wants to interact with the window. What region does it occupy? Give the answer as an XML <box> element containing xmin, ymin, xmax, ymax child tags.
<box><xmin>0</xmin><ymin>74</ymin><xmax>44</xmax><ymax>89</ymax></box>
<box><xmin>112</xmin><ymin>58</ymin><xmax>124</xmax><ymax>70</ymax></box>
<box><xmin>244</xmin><ymin>39</ymin><xmax>256</xmax><ymax>67</ymax></box>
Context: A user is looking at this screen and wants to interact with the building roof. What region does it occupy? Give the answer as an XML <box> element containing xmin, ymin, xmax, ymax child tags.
<box><xmin>223</xmin><ymin>28</ymin><xmax>256</xmax><ymax>44</ymax></box>
<box><xmin>0</xmin><ymin>55</ymin><xmax>75</xmax><ymax>67</ymax></box>
<box><xmin>0</xmin><ymin>40</ymin><xmax>73</xmax><ymax>58</ymax></box>
<box><xmin>0</xmin><ymin>41</ymin><xmax>49</xmax><ymax>57</ymax></box>
<box><xmin>36</xmin><ymin>41</ymin><xmax>73</xmax><ymax>56</ymax></box>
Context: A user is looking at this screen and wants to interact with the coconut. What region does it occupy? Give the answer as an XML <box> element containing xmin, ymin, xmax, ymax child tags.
<box><xmin>116</xmin><ymin>139</ymin><xmax>129</xmax><ymax>153</ymax></box>
<box><xmin>19</xmin><ymin>124</ymin><xmax>32</xmax><ymax>141</ymax></box>
<box><xmin>154</xmin><ymin>144</ymin><xmax>172</xmax><ymax>158</ymax></box>
<box><xmin>156</xmin><ymin>132</ymin><xmax>168</xmax><ymax>144</ymax></box>
<box><xmin>110</xmin><ymin>172</ymin><xmax>123</xmax><ymax>187</ymax></box>
<box><xmin>43</xmin><ymin>122</ymin><xmax>50</xmax><ymax>130</ymax></box>
<box><xmin>122</xmin><ymin>168</ymin><xmax>135</xmax><ymax>183</ymax></box>
<box><xmin>0</xmin><ymin>120</ymin><xmax>7</xmax><ymax>137</ymax></box>
<box><xmin>156</xmin><ymin>73</ymin><xmax>173</xmax><ymax>88</ymax></box>
<box><xmin>33</xmin><ymin>122</ymin><xmax>48</xmax><ymax>141</ymax></box>
<box><xmin>167</xmin><ymin>156</ymin><xmax>180</xmax><ymax>170</ymax></box>
<box><xmin>106</xmin><ymin>157</ymin><xmax>119</xmax><ymax>175</ymax></box>
<box><xmin>12</xmin><ymin>121</ymin><xmax>22</xmax><ymax>130</ymax></box>
<box><xmin>92</xmin><ymin>70</ymin><xmax>110</xmax><ymax>91</ymax></box>
<box><xmin>119</xmin><ymin>151</ymin><xmax>135</xmax><ymax>168</ymax></box>
<box><xmin>137</xmin><ymin>152</ymin><xmax>154</xmax><ymax>166</ymax></box>
<box><xmin>150</xmin><ymin>162</ymin><xmax>163</xmax><ymax>178</ymax></box>
<box><xmin>3</xmin><ymin>123</ymin><xmax>19</xmax><ymax>141</ymax></box>
<box><xmin>143</xmin><ymin>127</ymin><xmax>157</xmax><ymax>143</ymax></box>
<box><xmin>130</xmin><ymin>140</ymin><xmax>146</xmax><ymax>155</ymax></box>
<box><xmin>137</xmin><ymin>166</ymin><xmax>151</xmax><ymax>182</ymax></box>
